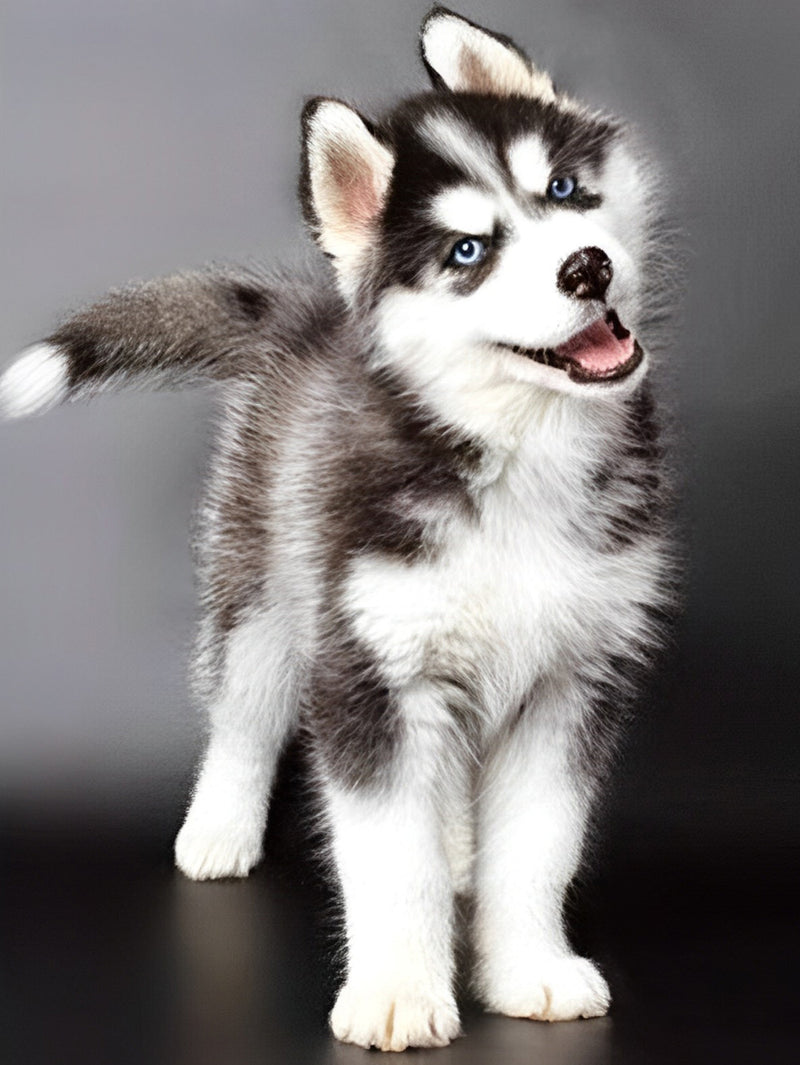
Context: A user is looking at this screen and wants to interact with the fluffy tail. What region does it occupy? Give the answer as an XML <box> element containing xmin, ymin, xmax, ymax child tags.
<box><xmin>0</xmin><ymin>266</ymin><xmax>297</xmax><ymax>419</ymax></box>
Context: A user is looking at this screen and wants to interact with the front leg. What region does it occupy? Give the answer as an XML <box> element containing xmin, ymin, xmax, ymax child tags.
<box><xmin>473</xmin><ymin>678</ymin><xmax>610</xmax><ymax>1021</ymax></box>
<box><xmin>317</xmin><ymin>684</ymin><xmax>462</xmax><ymax>1051</ymax></box>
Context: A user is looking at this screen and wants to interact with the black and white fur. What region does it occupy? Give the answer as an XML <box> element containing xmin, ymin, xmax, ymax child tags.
<box><xmin>1</xmin><ymin>9</ymin><xmax>674</xmax><ymax>1052</ymax></box>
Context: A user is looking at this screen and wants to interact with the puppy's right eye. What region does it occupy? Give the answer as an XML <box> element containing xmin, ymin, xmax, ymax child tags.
<box><xmin>448</xmin><ymin>237</ymin><xmax>487</xmax><ymax>267</ymax></box>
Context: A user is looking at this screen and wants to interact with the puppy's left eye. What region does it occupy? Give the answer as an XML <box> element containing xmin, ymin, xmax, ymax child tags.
<box><xmin>448</xmin><ymin>237</ymin><xmax>487</xmax><ymax>267</ymax></box>
<box><xmin>548</xmin><ymin>175</ymin><xmax>576</xmax><ymax>201</ymax></box>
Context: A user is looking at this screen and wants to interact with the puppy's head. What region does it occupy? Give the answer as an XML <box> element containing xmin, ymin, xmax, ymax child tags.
<box><xmin>300</xmin><ymin>8</ymin><xmax>660</xmax><ymax>402</ymax></box>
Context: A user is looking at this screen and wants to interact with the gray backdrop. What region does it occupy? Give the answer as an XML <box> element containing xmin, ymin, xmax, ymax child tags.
<box><xmin>1</xmin><ymin>0</ymin><xmax>798</xmax><ymax>852</ymax></box>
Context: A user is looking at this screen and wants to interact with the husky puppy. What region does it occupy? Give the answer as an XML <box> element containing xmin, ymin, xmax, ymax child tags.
<box><xmin>1</xmin><ymin>7</ymin><xmax>673</xmax><ymax>1052</ymax></box>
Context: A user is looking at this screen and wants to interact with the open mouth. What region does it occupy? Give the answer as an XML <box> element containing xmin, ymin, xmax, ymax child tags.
<box><xmin>498</xmin><ymin>310</ymin><xmax>643</xmax><ymax>384</ymax></box>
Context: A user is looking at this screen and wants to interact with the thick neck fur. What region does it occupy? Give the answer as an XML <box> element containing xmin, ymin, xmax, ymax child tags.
<box><xmin>363</xmin><ymin>306</ymin><xmax>632</xmax><ymax>507</ymax></box>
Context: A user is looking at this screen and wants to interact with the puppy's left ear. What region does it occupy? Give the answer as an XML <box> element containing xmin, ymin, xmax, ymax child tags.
<box><xmin>420</xmin><ymin>7</ymin><xmax>555</xmax><ymax>102</ymax></box>
<box><xmin>300</xmin><ymin>98</ymin><xmax>394</xmax><ymax>265</ymax></box>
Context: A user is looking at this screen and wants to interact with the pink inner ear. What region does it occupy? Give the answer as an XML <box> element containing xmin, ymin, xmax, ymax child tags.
<box><xmin>459</xmin><ymin>47</ymin><xmax>499</xmax><ymax>95</ymax></box>
<box><xmin>325</xmin><ymin>142</ymin><xmax>384</xmax><ymax>232</ymax></box>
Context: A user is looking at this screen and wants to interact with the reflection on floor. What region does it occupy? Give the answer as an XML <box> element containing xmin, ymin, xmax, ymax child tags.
<box><xmin>2</xmin><ymin>775</ymin><xmax>795</xmax><ymax>1065</ymax></box>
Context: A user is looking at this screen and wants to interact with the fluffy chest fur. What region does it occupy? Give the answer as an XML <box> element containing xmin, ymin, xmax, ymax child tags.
<box><xmin>341</xmin><ymin>395</ymin><xmax>663</xmax><ymax>736</ymax></box>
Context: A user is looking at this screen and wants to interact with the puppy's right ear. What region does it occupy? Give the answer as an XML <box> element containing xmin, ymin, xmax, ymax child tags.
<box><xmin>300</xmin><ymin>98</ymin><xmax>394</xmax><ymax>268</ymax></box>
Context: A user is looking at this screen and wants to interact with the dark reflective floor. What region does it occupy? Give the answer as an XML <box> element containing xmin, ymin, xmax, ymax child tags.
<box><xmin>3</xmin><ymin>763</ymin><xmax>796</xmax><ymax>1065</ymax></box>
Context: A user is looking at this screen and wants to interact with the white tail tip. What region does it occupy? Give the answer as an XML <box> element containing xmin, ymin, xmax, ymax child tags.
<box><xmin>0</xmin><ymin>343</ymin><xmax>69</xmax><ymax>419</ymax></box>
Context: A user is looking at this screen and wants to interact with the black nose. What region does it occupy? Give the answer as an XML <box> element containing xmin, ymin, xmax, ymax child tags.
<box><xmin>557</xmin><ymin>246</ymin><xmax>613</xmax><ymax>301</ymax></box>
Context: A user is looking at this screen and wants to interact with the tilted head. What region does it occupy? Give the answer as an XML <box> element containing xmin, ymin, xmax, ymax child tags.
<box><xmin>300</xmin><ymin>7</ymin><xmax>661</xmax><ymax>414</ymax></box>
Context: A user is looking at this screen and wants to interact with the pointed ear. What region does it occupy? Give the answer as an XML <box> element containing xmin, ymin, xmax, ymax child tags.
<box><xmin>420</xmin><ymin>7</ymin><xmax>555</xmax><ymax>102</ymax></box>
<box><xmin>300</xmin><ymin>98</ymin><xmax>394</xmax><ymax>264</ymax></box>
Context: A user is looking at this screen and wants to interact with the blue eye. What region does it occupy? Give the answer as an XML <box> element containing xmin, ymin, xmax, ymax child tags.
<box><xmin>449</xmin><ymin>237</ymin><xmax>487</xmax><ymax>267</ymax></box>
<box><xmin>549</xmin><ymin>175</ymin><xmax>576</xmax><ymax>201</ymax></box>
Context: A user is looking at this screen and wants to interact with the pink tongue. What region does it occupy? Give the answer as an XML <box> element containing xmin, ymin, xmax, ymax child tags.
<box><xmin>555</xmin><ymin>317</ymin><xmax>634</xmax><ymax>372</ymax></box>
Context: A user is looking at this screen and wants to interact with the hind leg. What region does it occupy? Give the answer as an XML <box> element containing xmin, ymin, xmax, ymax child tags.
<box><xmin>175</xmin><ymin>608</ymin><xmax>299</xmax><ymax>880</ymax></box>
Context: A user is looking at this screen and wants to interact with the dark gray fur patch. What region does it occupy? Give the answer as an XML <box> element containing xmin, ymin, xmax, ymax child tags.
<box><xmin>306</xmin><ymin>631</ymin><xmax>401</xmax><ymax>790</ymax></box>
<box><xmin>227</xmin><ymin>281</ymin><xmax>273</xmax><ymax>323</ymax></box>
<box><xmin>565</xmin><ymin>395</ymin><xmax>677</xmax><ymax>790</ymax></box>
<box><xmin>189</xmin><ymin>267</ymin><xmax>348</xmax><ymax>701</ymax></box>
<box><xmin>320</xmin><ymin>372</ymin><xmax>480</xmax><ymax>569</ymax></box>
<box><xmin>592</xmin><ymin>385</ymin><xmax>671</xmax><ymax>552</ymax></box>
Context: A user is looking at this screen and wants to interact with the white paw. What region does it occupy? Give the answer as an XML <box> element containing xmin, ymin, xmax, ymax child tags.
<box><xmin>330</xmin><ymin>982</ymin><xmax>461</xmax><ymax>1051</ymax></box>
<box><xmin>0</xmin><ymin>343</ymin><xmax>68</xmax><ymax>419</ymax></box>
<box><xmin>174</xmin><ymin>811</ymin><xmax>264</xmax><ymax>880</ymax></box>
<box><xmin>481</xmin><ymin>954</ymin><xmax>610</xmax><ymax>1022</ymax></box>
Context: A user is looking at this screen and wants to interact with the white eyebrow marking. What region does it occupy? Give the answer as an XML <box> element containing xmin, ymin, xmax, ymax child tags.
<box><xmin>432</xmin><ymin>185</ymin><xmax>497</xmax><ymax>235</ymax></box>
<box><xmin>419</xmin><ymin>113</ymin><xmax>526</xmax><ymax>225</ymax></box>
<box><xmin>507</xmin><ymin>136</ymin><xmax>551</xmax><ymax>194</ymax></box>
<box><xmin>419</xmin><ymin>113</ymin><xmax>501</xmax><ymax>187</ymax></box>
